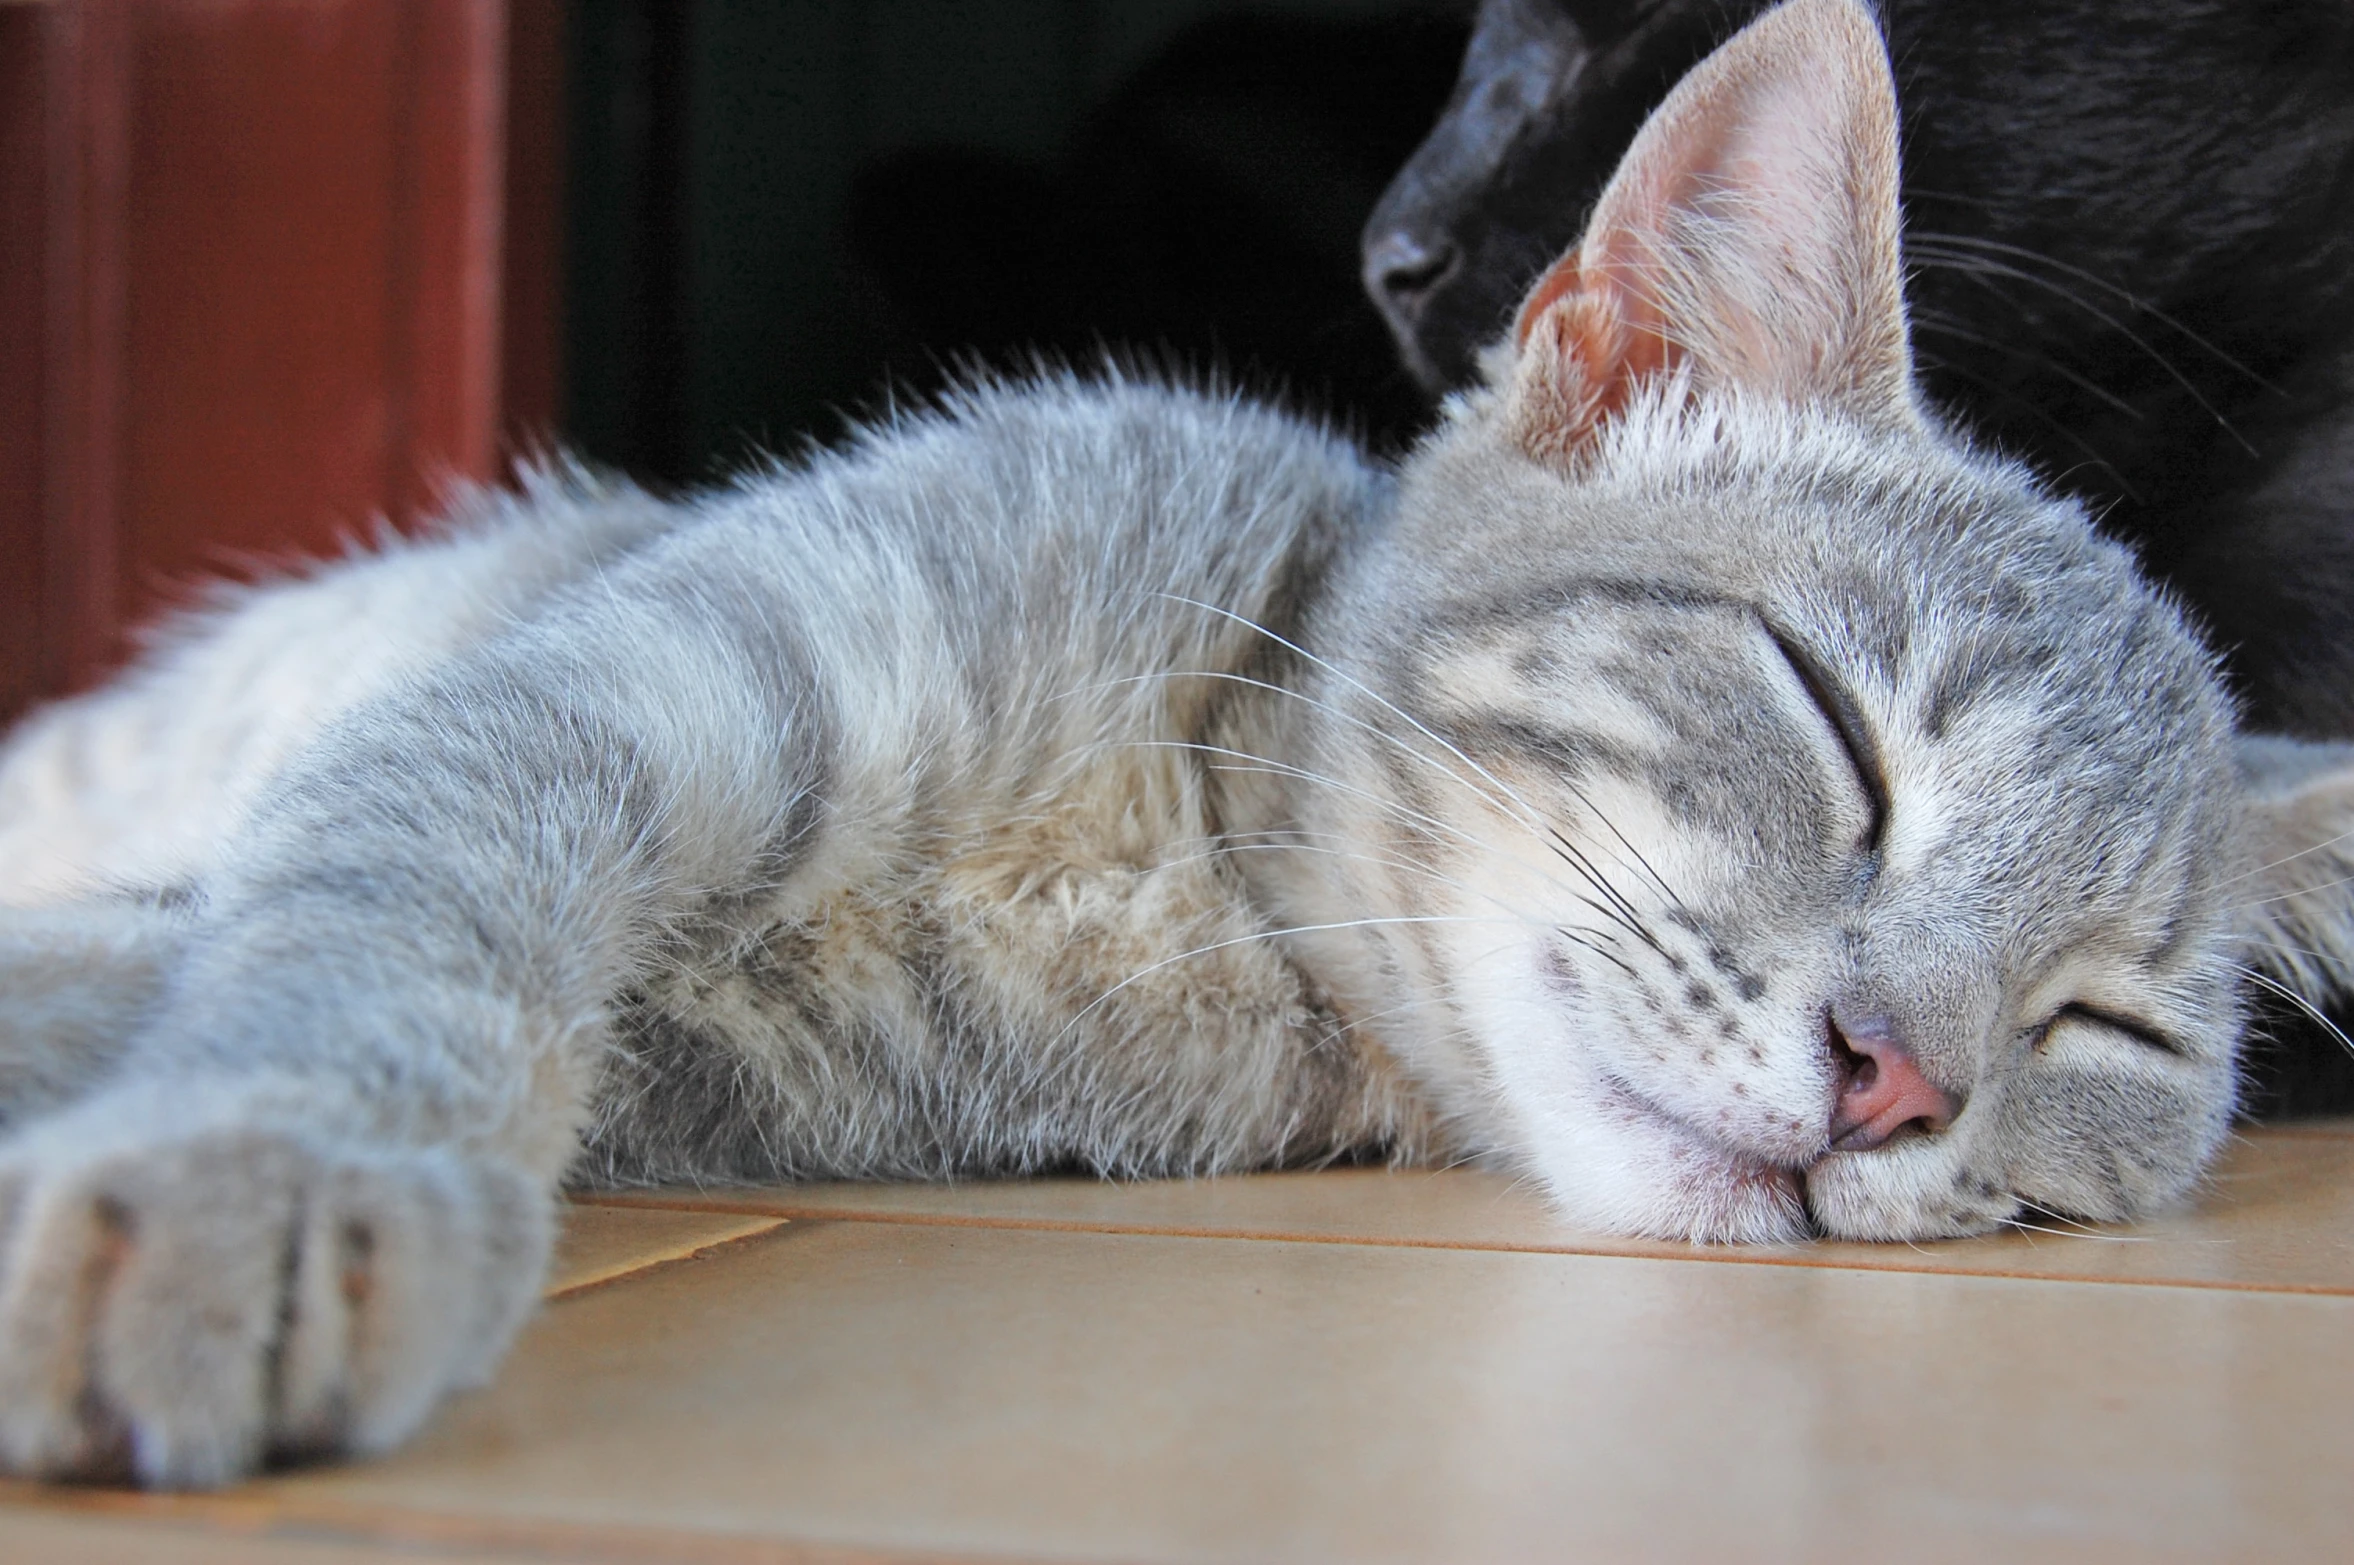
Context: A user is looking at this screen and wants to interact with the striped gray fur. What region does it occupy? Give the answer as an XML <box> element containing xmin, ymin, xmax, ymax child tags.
<box><xmin>0</xmin><ymin>0</ymin><xmax>2349</xmax><ymax>1491</ymax></box>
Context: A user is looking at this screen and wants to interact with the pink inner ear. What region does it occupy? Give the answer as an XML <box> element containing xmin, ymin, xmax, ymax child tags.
<box><xmin>1512</xmin><ymin>255</ymin><xmax>1586</xmax><ymax>351</ymax></box>
<box><xmin>1501</xmin><ymin>0</ymin><xmax>1911</xmax><ymax>460</ymax></box>
<box><xmin>1509</xmin><ymin>238</ymin><xmax>1684</xmax><ymax>458</ymax></box>
<box><xmin>1506</xmin><ymin>107</ymin><xmax>1735</xmax><ymax>453</ymax></box>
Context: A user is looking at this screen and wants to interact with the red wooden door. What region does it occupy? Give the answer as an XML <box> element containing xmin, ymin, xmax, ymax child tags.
<box><xmin>1</xmin><ymin>0</ymin><xmax>557</xmax><ymax>724</ymax></box>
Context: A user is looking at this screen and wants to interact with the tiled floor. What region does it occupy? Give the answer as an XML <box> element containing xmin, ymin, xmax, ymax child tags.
<box><xmin>3</xmin><ymin>1123</ymin><xmax>2350</xmax><ymax>1563</ymax></box>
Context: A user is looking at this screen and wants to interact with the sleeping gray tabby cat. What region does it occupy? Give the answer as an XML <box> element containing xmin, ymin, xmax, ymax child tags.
<box><xmin>0</xmin><ymin>0</ymin><xmax>2350</xmax><ymax>1488</ymax></box>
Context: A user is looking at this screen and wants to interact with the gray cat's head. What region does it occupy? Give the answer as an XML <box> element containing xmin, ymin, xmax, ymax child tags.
<box><xmin>1275</xmin><ymin>0</ymin><xmax>2279</xmax><ymax>1241</ymax></box>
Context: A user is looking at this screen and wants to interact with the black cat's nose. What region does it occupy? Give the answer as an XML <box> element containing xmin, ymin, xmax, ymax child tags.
<box><xmin>1827</xmin><ymin>1009</ymin><xmax>1957</xmax><ymax>1152</ymax></box>
<box><xmin>1364</xmin><ymin>230</ymin><xmax>1460</xmax><ymax>329</ymax></box>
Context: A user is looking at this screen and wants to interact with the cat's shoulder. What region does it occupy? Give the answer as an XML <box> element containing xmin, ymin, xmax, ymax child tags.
<box><xmin>788</xmin><ymin>366</ymin><xmax>1379</xmax><ymax>498</ymax></box>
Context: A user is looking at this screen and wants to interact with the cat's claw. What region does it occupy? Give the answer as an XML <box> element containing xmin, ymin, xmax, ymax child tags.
<box><xmin>0</xmin><ymin>1110</ymin><xmax>549</xmax><ymax>1487</ymax></box>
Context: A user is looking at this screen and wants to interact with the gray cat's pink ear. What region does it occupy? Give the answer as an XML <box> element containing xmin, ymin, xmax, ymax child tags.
<box><xmin>1504</xmin><ymin>0</ymin><xmax>1916</xmax><ymax>466</ymax></box>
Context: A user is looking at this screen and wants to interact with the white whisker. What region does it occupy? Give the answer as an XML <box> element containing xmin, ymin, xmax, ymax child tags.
<box><xmin>1052</xmin><ymin>914</ymin><xmax>1538</xmax><ymax>1046</ymax></box>
<box><xmin>1149</xmin><ymin>593</ymin><xmax>1686</xmax><ymax>908</ymax></box>
<box><xmin>2219</xmin><ymin>827</ymin><xmax>2354</xmax><ymax>890</ymax></box>
<box><xmin>2239</xmin><ymin>870</ymin><xmax>2354</xmax><ymax>911</ymax></box>
<box><xmin>1088</xmin><ymin>735</ymin><xmax>1624</xmax><ymax>922</ymax></box>
<box><xmin>2013</xmin><ymin>1221</ymin><xmax>2148</xmax><ymax>1243</ymax></box>
<box><xmin>2232</xmin><ymin>964</ymin><xmax>2354</xmax><ymax>1060</ymax></box>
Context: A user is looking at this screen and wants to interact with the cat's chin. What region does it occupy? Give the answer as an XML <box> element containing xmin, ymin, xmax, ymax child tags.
<box><xmin>1521</xmin><ymin>1076</ymin><xmax>1812</xmax><ymax>1245</ymax></box>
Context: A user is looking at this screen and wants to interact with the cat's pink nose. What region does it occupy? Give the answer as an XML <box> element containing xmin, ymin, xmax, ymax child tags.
<box><xmin>1828</xmin><ymin>1014</ymin><xmax>1957</xmax><ymax>1152</ymax></box>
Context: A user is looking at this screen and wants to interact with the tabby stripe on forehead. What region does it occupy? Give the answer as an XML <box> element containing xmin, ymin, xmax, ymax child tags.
<box><xmin>1427</xmin><ymin>577</ymin><xmax>1740</xmax><ymax>637</ymax></box>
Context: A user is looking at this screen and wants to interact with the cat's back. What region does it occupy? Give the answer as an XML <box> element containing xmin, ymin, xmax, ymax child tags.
<box><xmin>703</xmin><ymin>372</ymin><xmax>1384</xmax><ymax>705</ymax></box>
<box><xmin>629</xmin><ymin>372</ymin><xmax>1390</xmax><ymax>863</ymax></box>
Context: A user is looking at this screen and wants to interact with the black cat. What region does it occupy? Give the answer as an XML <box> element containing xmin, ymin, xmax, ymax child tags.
<box><xmin>1366</xmin><ymin>0</ymin><xmax>2354</xmax><ymax>738</ymax></box>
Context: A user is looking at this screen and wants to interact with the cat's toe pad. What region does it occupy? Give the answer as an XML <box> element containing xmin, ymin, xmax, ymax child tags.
<box><xmin>0</xmin><ymin>1118</ymin><xmax>549</xmax><ymax>1488</ymax></box>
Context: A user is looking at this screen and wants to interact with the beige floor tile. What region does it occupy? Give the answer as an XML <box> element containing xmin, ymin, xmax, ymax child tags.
<box><xmin>2263</xmin><ymin>1116</ymin><xmax>2354</xmax><ymax>1134</ymax></box>
<box><xmin>0</xmin><ymin>1496</ymin><xmax>541</xmax><ymax>1563</ymax></box>
<box><xmin>0</xmin><ymin>1485</ymin><xmax>993</xmax><ymax>1564</ymax></box>
<box><xmin>582</xmin><ymin>1121</ymin><xmax>2354</xmax><ymax>1294</ymax></box>
<box><xmin>161</xmin><ymin>1221</ymin><xmax>2354</xmax><ymax>1565</ymax></box>
<box><xmin>548</xmin><ymin>1205</ymin><xmax>787</xmax><ymax>1297</ymax></box>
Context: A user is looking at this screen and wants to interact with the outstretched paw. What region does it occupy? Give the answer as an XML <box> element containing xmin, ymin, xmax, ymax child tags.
<box><xmin>0</xmin><ymin>1106</ymin><xmax>550</xmax><ymax>1487</ymax></box>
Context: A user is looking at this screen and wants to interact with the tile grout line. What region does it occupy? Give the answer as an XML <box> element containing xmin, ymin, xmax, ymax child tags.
<box><xmin>571</xmin><ymin>1194</ymin><xmax>2354</xmax><ymax>1299</ymax></box>
<box><xmin>546</xmin><ymin>1217</ymin><xmax>800</xmax><ymax>1301</ymax></box>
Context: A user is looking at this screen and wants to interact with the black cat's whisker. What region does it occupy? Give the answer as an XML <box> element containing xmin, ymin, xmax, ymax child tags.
<box><xmin>1518</xmin><ymin>816</ymin><xmax>1660</xmax><ymax>949</ymax></box>
<box><xmin>1907</xmin><ymin>246</ymin><xmax>2258</xmax><ymax>454</ymax></box>
<box><xmin>1900</xmin><ymin>185</ymin><xmax>2004</xmax><ymax>215</ymax></box>
<box><xmin>1150</xmin><ymin>593</ymin><xmax>1688</xmax><ymax>910</ymax></box>
<box><xmin>1551</xmin><ymin>858</ymin><xmax>1658</xmax><ymax>949</ymax></box>
<box><xmin>1912</xmin><ymin>246</ymin><xmax>2245</xmax><ymax>443</ymax></box>
<box><xmin>1534</xmin><ymin>829</ymin><xmax>1663</xmax><ymax>941</ymax></box>
<box><xmin>1566</xmin><ymin>895</ymin><xmax>1652</xmax><ymax>950</ymax></box>
<box><xmin>2231</xmin><ymin>964</ymin><xmax>2354</xmax><ymax>1061</ymax></box>
<box><xmin>1908</xmin><ymin>228</ymin><xmax>2277</xmax><ymax>392</ymax></box>
<box><xmin>1543</xmin><ymin>860</ymin><xmax>1655</xmax><ymax>951</ymax></box>
<box><xmin>1903</xmin><ymin>342</ymin><xmax>2142</xmax><ymax>502</ymax></box>
<box><xmin>1910</xmin><ymin>306</ymin><xmax>2148</xmax><ymax>424</ymax></box>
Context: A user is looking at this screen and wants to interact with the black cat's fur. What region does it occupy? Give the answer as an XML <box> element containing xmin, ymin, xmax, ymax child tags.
<box><xmin>847</xmin><ymin>10</ymin><xmax>1466</xmax><ymax>449</ymax></box>
<box><xmin>1363</xmin><ymin>0</ymin><xmax>2354</xmax><ymax>1112</ymax></box>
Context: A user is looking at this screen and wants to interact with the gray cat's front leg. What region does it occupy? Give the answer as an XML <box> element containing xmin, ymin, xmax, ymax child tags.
<box><xmin>0</xmin><ymin>902</ymin><xmax>185</xmax><ymax>1131</ymax></box>
<box><xmin>0</xmin><ymin>597</ymin><xmax>820</xmax><ymax>1487</ymax></box>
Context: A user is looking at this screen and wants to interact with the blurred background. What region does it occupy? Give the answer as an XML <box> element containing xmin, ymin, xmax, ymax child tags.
<box><xmin>1</xmin><ymin>0</ymin><xmax>1467</xmax><ymax>724</ymax></box>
